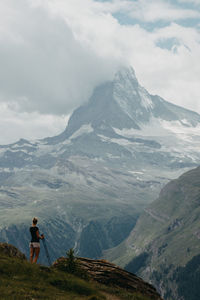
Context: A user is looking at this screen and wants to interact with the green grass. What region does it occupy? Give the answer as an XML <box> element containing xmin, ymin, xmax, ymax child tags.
<box><xmin>0</xmin><ymin>252</ymin><xmax>156</xmax><ymax>300</ymax></box>
<box><xmin>0</xmin><ymin>253</ymin><xmax>104</xmax><ymax>300</ymax></box>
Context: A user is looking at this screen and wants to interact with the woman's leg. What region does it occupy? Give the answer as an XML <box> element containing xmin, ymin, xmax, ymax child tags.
<box><xmin>33</xmin><ymin>247</ymin><xmax>40</xmax><ymax>263</ymax></box>
<box><xmin>30</xmin><ymin>247</ymin><xmax>35</xmax><ymax>263</ymax></box>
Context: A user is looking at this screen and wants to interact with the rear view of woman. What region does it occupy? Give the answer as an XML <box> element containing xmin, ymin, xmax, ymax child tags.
<box><xmin>29</xmin><ymin>217</ymin><xmax>44</xmax><ymax>263</ymax></box>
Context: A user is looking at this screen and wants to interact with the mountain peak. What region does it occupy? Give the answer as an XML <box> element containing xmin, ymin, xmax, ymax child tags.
<box><xmin>114</xmin><ymin>66</ymin><xmax>138</xmax><ymax>86</ymax></box>
<box><xmin>43</xmin><ymin>64</ymin><xmax>200</xmax><ymax>145</ymax></box>
<box><xmin>113</xmin><ymin>65</ymin><xmax>153</xmax><ymax>124</ymax></box>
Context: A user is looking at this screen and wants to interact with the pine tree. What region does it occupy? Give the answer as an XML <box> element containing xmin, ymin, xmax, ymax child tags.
<box><xmin>66</xmin><ymin>248</ymin><xmax>77</xmax><ymax>273</ymax></box>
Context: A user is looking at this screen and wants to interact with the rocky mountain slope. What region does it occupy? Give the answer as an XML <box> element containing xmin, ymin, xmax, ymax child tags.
<box><xmin>0</xmin><ymin>66</ymin><xmax>200</xmax><ymax>263</ymax></box>
<box><xmin>105</xmin><ymin>166</ymin><xmax>200</xmax><ymax>300</ymax></box>
<box><xmin>0</xmin><ymin>242</ymin><xmax>162</xmax><ymax>300</ymax></box>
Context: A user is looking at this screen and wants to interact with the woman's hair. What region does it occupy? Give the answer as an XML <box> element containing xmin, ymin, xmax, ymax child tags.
<box><xmin>32</xmin><ymin>217</ymin><xmax>38</xmax><ymax>225</ymax></box>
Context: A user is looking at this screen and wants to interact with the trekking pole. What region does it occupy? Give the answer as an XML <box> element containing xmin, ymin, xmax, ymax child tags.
<box><xmin>41</xmin><ymin>235</ymin><xmax>51</xmax><ymax>266</ymax></box>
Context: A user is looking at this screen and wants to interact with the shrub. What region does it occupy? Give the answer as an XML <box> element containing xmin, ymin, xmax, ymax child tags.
<box><xmin>56</xmin><ymin>248</ymin><xmax>88</xmax><ymax>280</ymax></box>
<box><xmin>66</xmin><ymin>248</ymin><xmax>77</xmax><ymax>274</ymax></box>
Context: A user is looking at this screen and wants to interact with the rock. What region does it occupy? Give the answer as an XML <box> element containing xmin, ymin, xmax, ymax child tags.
<box><xmin>53</xmin><ymin>257</ymin><xmax>163</xmax><ymax>300</ymax></box>
<box><xmin>0</xmin><ymin>242</ymin><xmax>26</xmax><ymax>259</ymax></box>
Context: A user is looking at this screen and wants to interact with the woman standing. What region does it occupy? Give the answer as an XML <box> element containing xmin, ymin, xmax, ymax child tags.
<box><xmin>29</xmin><ymin>217</ymin><xmax>44</xmax><ymax>263</ymax></box>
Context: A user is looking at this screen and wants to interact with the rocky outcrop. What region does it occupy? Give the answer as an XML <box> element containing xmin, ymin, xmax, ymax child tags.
<box><xmin>0</xmin><ymin>242</ymin><xmax>26</xmax><ymax>259</ymax></box>
<box><xmin>53</xmin><ymin>256</ymin><xmax>163</xmax><ymax>300</ymax></box>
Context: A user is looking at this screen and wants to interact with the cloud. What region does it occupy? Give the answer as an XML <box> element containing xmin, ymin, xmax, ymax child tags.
<box><xmin>89</xmin><ymin>0</ymin><xmax>200</xmax><ymax>23</ymax></box>
<box><xmin>0</xmin><ymin>103</ymin><xmax>69</xmax><ymax>145</ymax></box>
<box><xmin>0</xmin><ymin>0</ymin><xmax>200</xmax><ymax>143</ymax></box>
<box><xmin>141</xmin><ymin>23</ymin><xmax>200</xmax><ymax>112</ymax></box>
<box><xmin>128</xmin><ymin>0</ymin><xmax>200</xmax><ymax>22</ymax></box>
<box><xmin>48</xmin><ymin>0</ymin><xmax>200</xmax><ymax>111</ymax></box>
<box><xmin>0</xmin><ymin>0</ymin><xmax>121</xmax><ymax>115</ymax></box>
<box><xmin>177</xmin><ymin>0</ymin><xmax>200</xmax><ymax>5</ymax></box>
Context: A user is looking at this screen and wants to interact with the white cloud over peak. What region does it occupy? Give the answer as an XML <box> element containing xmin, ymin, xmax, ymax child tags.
<box><xmin>0</xmin><ymin>0</ymin><xmax>120</xmax><ymax>115</ymax></box>
<box><xmin>0</xmin><ymin>103</ymin><xmax>70</xmax><ymax>145</ymax></box>
<box><xmin>0</xmin><ymin>0</ymin><xmax>200</xmax><ymax>143</ymax></box>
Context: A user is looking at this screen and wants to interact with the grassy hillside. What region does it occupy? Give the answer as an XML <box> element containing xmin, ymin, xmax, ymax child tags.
<box><xmin>105</xmin><ymin>166</ymin><xmax>200</xmax><ymax>299</ymax></box>
<box><xmin>0</xmin><ymin>244</ymin><xmax>161</xmax><ymax>300</ymax></box>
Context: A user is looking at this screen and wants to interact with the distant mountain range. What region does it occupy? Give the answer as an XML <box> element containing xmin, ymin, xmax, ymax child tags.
<box><xmin>0</xmin><ymin>66</ymin><xmax>200</xmax><ymax>266</ymax></box>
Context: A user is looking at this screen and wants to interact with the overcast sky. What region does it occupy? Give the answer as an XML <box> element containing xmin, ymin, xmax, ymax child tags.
<box><xmin>0</xmin><ymin>0</ymin><xmax>200</xmax><ymax>144</ymax></box>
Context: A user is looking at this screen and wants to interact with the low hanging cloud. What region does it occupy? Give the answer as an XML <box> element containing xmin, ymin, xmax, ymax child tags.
<box><xmin>0</xmin><ymin>0</ymin><xmax>200</xmax><ymax>144</ymax></box>
<box><xmin>0</xmin><ymin>0</ymin><xmax>121</xmax><ymax>116</ymax></box>
<box><xmin>0</xmin><ymin>103</ymin><xmax>69</xmax><ymax>145</ymax></box>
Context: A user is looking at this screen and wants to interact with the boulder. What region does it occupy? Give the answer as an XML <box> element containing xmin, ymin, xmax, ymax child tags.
<box><xmin>0</xmin><ymin>242</ymin><xmax>26</xmax><ymax>259</ymax></box>
<box><xmin>53</xmin><ymin>256</ymin><xmax>163</xmax><ymax>300</ymax></box>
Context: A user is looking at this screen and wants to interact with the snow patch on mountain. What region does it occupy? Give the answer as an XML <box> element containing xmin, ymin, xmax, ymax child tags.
<box><xmin>138</xmin><ymin>86</ymin><xmax>154</xmax><ymax>110</ymax></box>
<box><xmin>111</xmin><ymin>138</ymin><xmax>135</xmax><ymax>146</ymax></box>
<box><xmin>113</xmin><ymin>67</ymin><xmax>153</xmax><ymax>119</ymax></box>
<box><xmin>34</xmin><ymin>142</ymin><xmax>55</xmax><ymax>156</ymax></box>
<box><xmin>113</xmin><ymin>91</ymin><xmax>134</xmax><ymax>120</ymax></box>
<box><xmin>114</xmin><ymin>118</ymin><xmax>200</xmax><ymax>141</ymax></box>
<box><xmin>161</xmin><ymin>120</ymin><xmax>200</xmax><ymax>142</ymax></box>
<box><xmin>113</xmin><ymin>117</ymin><xmax>200</xmax><ymax>162</ymax></box>
<box><xmin>114</xmin><ymin>66</ymin><xmax>138</xmax><ymax>86</ymax></box>
<box><xmin>7</xmin><ymin>149</ymin><xmax>30</xmax><ymax>154</ymax></box>
<box><xmin>11</xmin><ymin>143</ymin><xmax>35</xmax><ymax>149</ymax></box>
<box><xmin>98</xmin><ymin>134</ymin><xmax>133</xmax><ymax>146</ymax></box>
<box><xmin>70</xmin><ymin>124</ymin><xmax>93</xmax><ymax>140</ymax></box>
